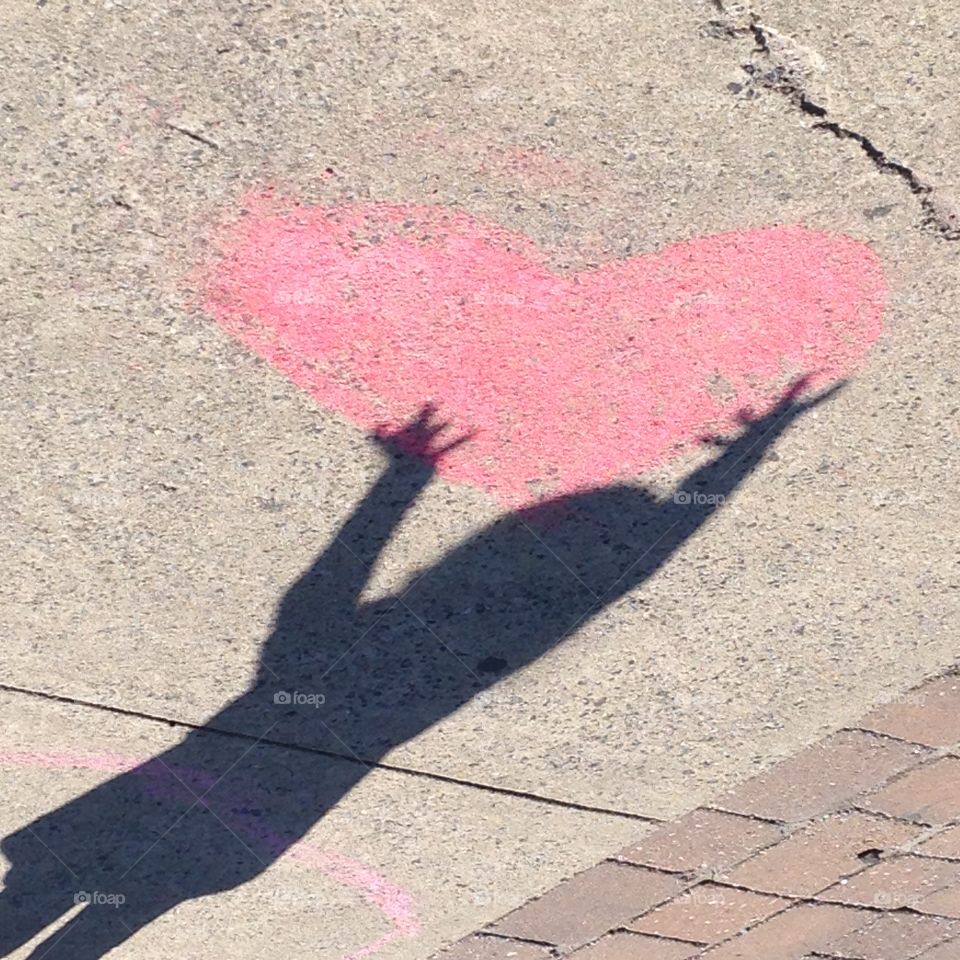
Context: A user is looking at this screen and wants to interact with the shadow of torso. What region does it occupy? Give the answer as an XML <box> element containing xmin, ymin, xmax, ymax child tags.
<box><xmin>0</xmin><ymin>389</ymin><xmax>819</xmax><ymax>958</ymax></box>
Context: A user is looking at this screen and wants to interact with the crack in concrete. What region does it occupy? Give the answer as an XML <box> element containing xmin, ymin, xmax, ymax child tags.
<box><xmin>708</xmin><ymin>0</ymin><xmax>960</xmax><ymax>240</ymax></box>
<box><xmin>164</xmin><ymin>121</ymin><xmax>220</xmax><ymax>150</ymax></box>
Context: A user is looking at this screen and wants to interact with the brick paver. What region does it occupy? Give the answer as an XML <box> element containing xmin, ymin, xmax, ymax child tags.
<box><xmin>822</xmin><ymin>911</ymin><xmax>959</xmax><ymax>960</ymax></box>
<box><xmin>914</xmin><ymin>885</ymin><xmax>960</xmax><ymax>920</ymax></box>
<box><xmin>862</xmin><ymin>758</ymin><xmax>960</xmax><ymax>826</ymax></box>
<box><xmin>629</xmin><ymin>882</ymin><xmax>787</xmax><ymax>944</ymax></box>
<box><xmin>724</xmin><ymin>811</ymin><xmax>919</xmax><ymax>897</ymax></box>
<box><xmin>699</xmin><ymin>903</ymin><xmax>868</xmax><ymax>959</ymax></box>
<box><xmin>914</xmin><ymin>936</ymin><xmax>960</xmax><ymax>959</ymax></box>
<box><xmin>715</xmin><ymin>730</ymin><xmax>926</xmax><ymax>822</ymax></box>
<box><xmin>570</xmin><ymin>933</ymin><xmax>702</xmax><ymax>960</ymax></box>
<box><xmin>434</xmin><ymin>669</ymin><xmax>960</xmax><ymax>960</ymax></box>
<box><xmin>818</xmin><ymin>856</ymin><xmax>960</xmax><ymax>910</ymax></box>
<box><xmin>919</xmin><ymin>825</ymin><xmax>960</xmax><ymax>860</ymax></box>
<box><xmin>487</xmin><ymin>862</ymin><xmax>682</xmax><ymax>950</ymax></box>
<box><xmin>616</xmin><ymin>808</ymin><xmax>782</xmax><ymax>875</ymax></box>
<box><xmin>860</xmin><ymin>675</ymin><xmax>960</xmax><ymax>748</ymax></box>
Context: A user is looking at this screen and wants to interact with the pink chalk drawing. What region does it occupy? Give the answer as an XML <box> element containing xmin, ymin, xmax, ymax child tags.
<box><xmin>0</xmin><ymin>751</ymin><xmax>420</xmax><ymax>960</ymax></box>
<box><xmin>200</xmin><ymin>195</ymin><xmax>886</xmax><ymax>504</ymax></box>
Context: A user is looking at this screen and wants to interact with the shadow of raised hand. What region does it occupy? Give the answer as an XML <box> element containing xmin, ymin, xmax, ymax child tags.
<box><xmin>0</xmin><ymin>380</ymin><xmax>834</xmax><ymax>958</ymax></box>
<box><xmin>372</xmin><ymin>402</ymin><xmax>475</xmax><ymax>466</ymax></box>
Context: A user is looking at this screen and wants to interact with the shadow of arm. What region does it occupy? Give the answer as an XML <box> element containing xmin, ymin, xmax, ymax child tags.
<box><xmin>274</xmin><ymin>404</ymin><xmax>470</xmax><ymax>622</ymax></box>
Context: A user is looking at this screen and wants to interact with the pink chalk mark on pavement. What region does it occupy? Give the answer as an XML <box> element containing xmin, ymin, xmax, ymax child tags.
<box><xmin>201</xmin><ymin>195</ymin><xmax>886</xmax><ymax>505</ymax></box>
<box><xmin>0</xmin><ymin>751</ymin><xmax>420</xmax><ymax>960</ymax></box>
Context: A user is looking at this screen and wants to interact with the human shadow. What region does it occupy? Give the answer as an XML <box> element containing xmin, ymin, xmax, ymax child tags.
<box><xmin>0</xmin><ymin>379</ymin><xmax>836</xmax><ymax>957</ymax></box>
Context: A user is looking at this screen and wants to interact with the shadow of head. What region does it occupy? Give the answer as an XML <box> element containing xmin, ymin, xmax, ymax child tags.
<box><xmin>0</xmin><ymin>377</ymin><xmax>840</xmax><ymax>960</ymax></box>
<box><xmin>256</xmin><ymin>378</ymin><xmax>840</xmax><ymax>755</ymax></box>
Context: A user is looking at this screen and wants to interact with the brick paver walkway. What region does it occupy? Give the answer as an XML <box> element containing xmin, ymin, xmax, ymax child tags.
<box><xmin>436</xmin><ymin>670</ymin><xmax>960</xmax><ymax>960</ymax></box>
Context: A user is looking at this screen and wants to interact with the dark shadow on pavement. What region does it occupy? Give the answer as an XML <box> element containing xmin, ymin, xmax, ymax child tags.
<box><xmin>0</xmin><ymin>380</ymin><xmax>837</xmax><ymax>957</ymax></box>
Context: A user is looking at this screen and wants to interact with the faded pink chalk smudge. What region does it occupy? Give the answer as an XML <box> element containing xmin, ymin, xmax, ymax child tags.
<box><xmin>0</xmin><ymin>751</ymin><xmax>421</xmax><ymax>958</ymax></box>
<box><xmin>201</xmin><ymin>196</ymin><xmax>886</xmax><ymax>504</ymax></box>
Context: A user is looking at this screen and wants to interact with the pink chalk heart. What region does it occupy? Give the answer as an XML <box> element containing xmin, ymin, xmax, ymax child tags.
<box><xmin>202</xmin><ymin>198</ymin><xmax>885</xmax><ymax>504</ymax></box>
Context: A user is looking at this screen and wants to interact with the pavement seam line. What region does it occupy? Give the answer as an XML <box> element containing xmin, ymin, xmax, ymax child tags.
<box><xmin>840</xmin><ymin>724</ymin><xmax>951</xmax><ymax>750</ymax></box>
<box><xmin>0</xmin><ymin>681</ymin><xmax>662</xmax><ymax>823</ymax></box>
<box><xmin>473</xmin><ymin>930</ymin><xmax>560</xmax><ymax>948</ymax></box>
<box><xmin>698</xmin><ymin>803</ymin><xmax>787</xmax><ymax>826</ymax></box>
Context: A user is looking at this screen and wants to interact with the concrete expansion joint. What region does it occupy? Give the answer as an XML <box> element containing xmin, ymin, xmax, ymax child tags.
<box><xmin>0</xmin><ymin>681</ymin><xmax>664</xmax><ymax>823</ymax></box>
<box><xmin>708</xmin><ymin>0</ymin><xmax>960</xmax><ymax>241</ymax></box>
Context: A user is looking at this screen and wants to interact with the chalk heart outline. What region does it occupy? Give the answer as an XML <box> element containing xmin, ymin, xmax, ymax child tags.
<box><xmin>0</xmin><ymin>751</ymin><xmax>419</xmax><ymax>960</ymax></box>
<box><xmin>203</xmin><ymin>198</ymin><xmax>886</xmax><ymax>504</ymax></box>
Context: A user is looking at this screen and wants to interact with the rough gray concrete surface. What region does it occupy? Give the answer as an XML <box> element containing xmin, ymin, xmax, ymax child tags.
<box><xmin>711</xmin><ymin>0</ymin><xmax>960</xmax><ymax>237</ymax></box>
<box><xmin>0</xmin><ymin>690</ymin><xmax>646</xmax><ymax>959</ymax></box>
<box><xmin>1</xmin><ymin>0</ymin><xmax>958</xmax><ymax>957</ymax></box>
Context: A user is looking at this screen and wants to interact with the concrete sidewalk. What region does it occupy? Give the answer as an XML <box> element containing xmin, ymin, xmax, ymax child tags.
<box><xmin>2</xmin><ymin>0</ymin><xmax>958</xmax><ymax>957</ymax></box>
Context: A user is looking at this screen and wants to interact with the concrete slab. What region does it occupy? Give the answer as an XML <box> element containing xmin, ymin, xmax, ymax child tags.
<box><xmin>0</xmin><ymin>689</ymin><xmax>645</xmax><ymax>959</ymax></box>
<box><xmin>1</xmin><ymin>0</ymin><xmax>959</xmax><ymax>954</ymax></box>
<box><xmin>5</xmin><ymin>0</ymin><xmax>959</xmax><ymax>817</ymax></box>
